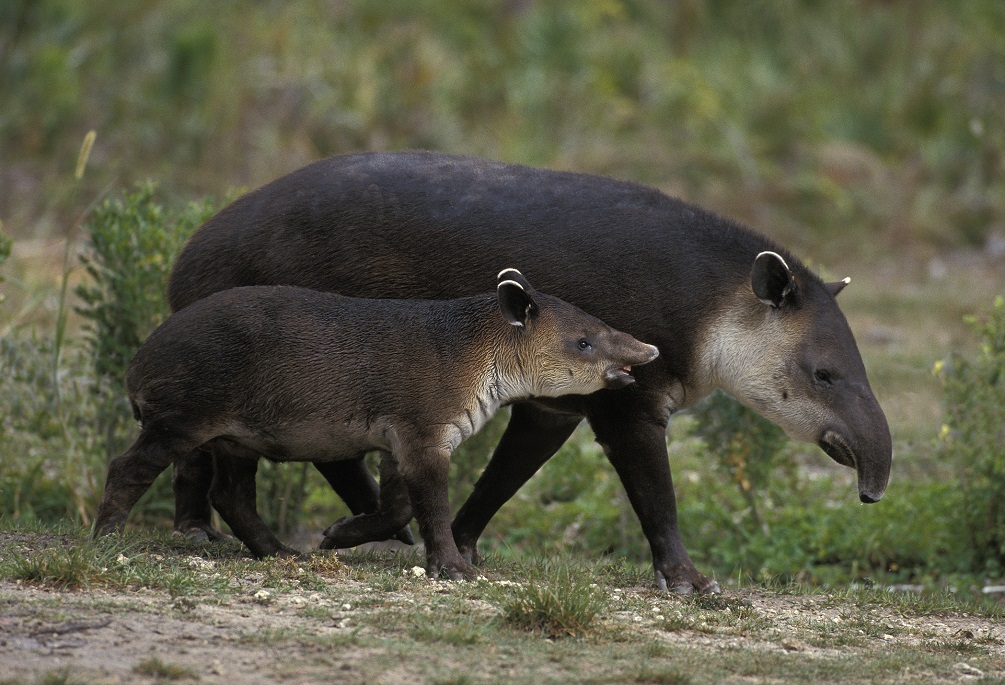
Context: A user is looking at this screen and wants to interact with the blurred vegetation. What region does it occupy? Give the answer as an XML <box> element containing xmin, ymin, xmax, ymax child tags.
<box><xmin>1</xmin><ymin>0</ymin><xmax>1004</xmax><ymax>591</ymax></box>
<box><xmin>2</xmin><ymin>0</ymin><xmax>1004</xmax><ymax>255</ymax></box>
<box><xmin>937</xmin><ymin>296</ymin><xmax>1005</xmax><ymax>576</ymax></box>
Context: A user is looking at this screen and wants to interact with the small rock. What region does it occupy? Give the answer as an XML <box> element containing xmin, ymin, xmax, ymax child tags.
<box><xmin>955</xmin><ymin>662</ymin><xmax>983</xmax><ymax>677</ymax></box>
<box><xmin>289</xmin><ymin>596</ymin><xmax>307</xmax><ymax>606</ymax></box>
<box><xmin>253</xmin><ymin>589</ymin><xmax>272</xmax><ymax>603</ymax></box>
<box><xmin>342</xmin><ymin>603</ymin><xmax>352</xmax><ymax>611</ymax></box>
<box><xmin>116</xmin><ymin>554</ymin><xmax>130</xmax><ymax>565</ymax></box>
<box><xmin>410</xmin><ymin>566</ymin><xmax>427</xmax><ymax>578</ymax></box>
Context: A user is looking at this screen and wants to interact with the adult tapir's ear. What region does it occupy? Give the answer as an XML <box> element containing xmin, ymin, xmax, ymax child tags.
<box><xmin>825</xmin><ymin>277</ymin><xmax>851</xmax><ymax>298</ymax></box>
<box><xmin>751</xmin><ymin>251</ymin><xmax>797</xmax><ymax>308</ymax></box>
<box><xmin>497</xmin><ymin>269</ymin><xmax>538</xmax><ymax>327</ymax></box>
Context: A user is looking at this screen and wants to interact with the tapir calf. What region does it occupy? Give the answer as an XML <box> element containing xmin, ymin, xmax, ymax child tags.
<box><xmin>92</xmin><ymin>270</ymin><xmax>658</xmax><ymax>578</ymax></box>
<box><xmin>166</xmin><ymin>151</ymin><xmax>893</xmax><ymax>594</ymax></box>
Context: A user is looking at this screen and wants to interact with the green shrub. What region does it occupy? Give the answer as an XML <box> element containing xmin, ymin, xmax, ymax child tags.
<box><xmin>937</xmin><ymin>295</ymin><xmax>1005</xmax><ymax>575</ymax></box>
<box><xmin>74</xmin><ymin>183</ymin><xmax>219</xmax><ymax>456</ymax></box>
<box><xmin>687</xmin><ymin>391</ymin><xmax>794</xmax><ymax>534</ymax></box>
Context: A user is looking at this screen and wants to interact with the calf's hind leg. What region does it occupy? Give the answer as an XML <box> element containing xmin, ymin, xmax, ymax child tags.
<box><xmin>210</xmin><ymin>450</ymin><xmax>299</xmax><ymax>559</ymax></box>
<box><xmin>94</xmin><ymin>430</ymin><xmax>200</xmax><ymax>537</ymax></box>
<box><xmin>320</xmin><ymin>453</ymin><xmax>414</xmax><ymax>549</ymax></box>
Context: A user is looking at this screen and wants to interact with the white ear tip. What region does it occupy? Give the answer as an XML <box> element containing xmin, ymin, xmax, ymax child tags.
<box><xmin>755</xmin><ymin>250</ymin><xmax>790</xmax><ymax>270</ymax></box>
<box><xmin>497</xmin><ymin>279</ymin><xmax>525</xmax><ymax>292</ymax></box>
<box><xmin>497</xmin><ymin>268</ymin><xmax>523</xmax><ymax>280</ymax></box>
<box><xmin>841</xmin><ymin>276</ymin><xmax>851</xmax><ymax>285</ymax></box>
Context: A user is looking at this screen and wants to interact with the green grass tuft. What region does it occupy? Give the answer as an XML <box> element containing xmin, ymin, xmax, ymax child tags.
<box><xmin>133</xmin><ymin>657</ymin><xmax>199</xmax><ymax>680</ymax></box>
<box><xmin>490</xmin><ymin>559</ymin><xmax>609</xmax><ymax>638</ymax></box>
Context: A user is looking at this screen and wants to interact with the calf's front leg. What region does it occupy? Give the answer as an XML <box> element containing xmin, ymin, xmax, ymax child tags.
<box><xmin>398</xmin><ymin>445</ymin><xmax>475</xmax><ymax>580</ymax></box>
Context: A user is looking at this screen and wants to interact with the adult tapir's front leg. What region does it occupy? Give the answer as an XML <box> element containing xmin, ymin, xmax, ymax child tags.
<box><xmin>451</xmin><ymin>403</ymin><xmax>583</xmax><ymax>563</ymax></box>
<box><xmin>319</xmin><ymin>452</ymin><xmax>414</xmax><ymax>550</ymax></box>
<box><xmin>587</xmin><ymin>399</ymin><xmax>721</xmax><ymax>595</ymax></box>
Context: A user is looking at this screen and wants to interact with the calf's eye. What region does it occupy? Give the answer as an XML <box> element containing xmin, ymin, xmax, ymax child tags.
<box><xmin>578</xmin><ymin>339</ymin><xmax>592</xmax><ymax>351</ymax></box>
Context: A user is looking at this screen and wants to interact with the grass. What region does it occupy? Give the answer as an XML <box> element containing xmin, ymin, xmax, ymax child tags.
<box><xmin>133</xmin><ymin>657</ymin><xmax>198</xmax><ymax>680</ymax></box>
<box><xmin>489</xmin><ymin>560</ymin><xmax>609</xmax><ymax>638</ymax></box>
<box><xmin>4</xmin><ymin>523</ymin><xmax>1002</xmax><ymax>685</ymax></box>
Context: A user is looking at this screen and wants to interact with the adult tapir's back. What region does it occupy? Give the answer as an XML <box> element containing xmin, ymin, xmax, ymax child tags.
<box><xmin>169</xmin><ymin>151</ymin><xmax>744</xmax><ymax>385</ymax></box>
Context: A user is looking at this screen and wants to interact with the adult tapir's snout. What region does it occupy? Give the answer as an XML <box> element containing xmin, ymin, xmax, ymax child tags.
<box><xmin>818</xmin><ymin>384</ymin><xmax>892</xmax><ymax>503</ymax></box>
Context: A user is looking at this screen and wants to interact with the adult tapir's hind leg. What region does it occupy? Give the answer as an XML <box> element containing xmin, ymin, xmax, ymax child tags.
<box><xmin>172</xmin><ymin>452</ymin><xmax>391</xmax><ymax>541</ymax></box>
<box><xmin>94</xmin><ymin>430</ymin><xmax>201</xmax><ymax>537</ymax></box>
<box><xmin>172</xmin><ymin>445</ymin><xmax>225</xmax><ymax>540</ymax></box>
<box><xmin>209</xmin><ymin>449</ymin><xmax>299</xmax><ymax>559</ymax></box>
<box><xmin>451</xmin><ymin>403</ymin><xmax>582</xmax><ymax>563</ymax></box>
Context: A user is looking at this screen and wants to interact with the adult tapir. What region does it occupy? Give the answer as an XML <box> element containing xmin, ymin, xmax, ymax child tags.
<box><xmin>166</xmin><ymin>151</ymin><xmax>892</xmax><ymax>594</ymax></box>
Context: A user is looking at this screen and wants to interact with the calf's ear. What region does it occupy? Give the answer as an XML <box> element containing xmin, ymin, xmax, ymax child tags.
<box><xmin>497</xmin><ymin>278</ymin><xmax>537</xmax><ymax>327</ymax></box>
<box><xmin>752</xmin><ymin>251</ymin><xmax>797</xmax><ymax>308</ymax></box>
<box><xmin>497</xmin><ymin>267</ymin><xmax>534</xmax><ymax>292</ymax></box>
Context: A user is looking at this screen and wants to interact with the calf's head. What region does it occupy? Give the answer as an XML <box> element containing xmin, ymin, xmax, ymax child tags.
<box><xmin>703</xmin><ymin>252</ymin><xmax>892</xmax><ymax>503</ymax></box>
<box><xmin>495</xmin><ymin>268</ymin><xmax>659</xmax><ymax>398</ymax></box>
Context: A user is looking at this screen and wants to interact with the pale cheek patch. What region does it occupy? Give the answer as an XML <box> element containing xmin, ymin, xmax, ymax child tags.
<box><xmin>698</xmin><ymin>289</ymin><xmax>834</xmax><ymax>444</ymax></box>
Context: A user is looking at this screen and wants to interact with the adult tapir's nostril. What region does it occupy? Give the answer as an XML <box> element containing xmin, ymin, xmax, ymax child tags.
<box><xmin>859</xmin><ymin>491</ymin><xmax>882</xmax><ymax>504</ymax></box>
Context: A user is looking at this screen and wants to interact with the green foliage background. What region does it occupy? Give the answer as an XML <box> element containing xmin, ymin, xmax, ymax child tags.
<box><xmin>1</xmin><ymin>0</ymin><xmax>1003</xmax><ymax>590</ymax></box>
<box><xmin>3</xmin><ymin>0</ymin><xmax>1004</xmax><ymax>254</ymax></box>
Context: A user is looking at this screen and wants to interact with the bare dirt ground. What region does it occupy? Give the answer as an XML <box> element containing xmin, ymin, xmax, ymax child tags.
<box><xmin>1</xmin><ymin>533</ymin><xmax>1003</xmax><ymax>685</ymax></box>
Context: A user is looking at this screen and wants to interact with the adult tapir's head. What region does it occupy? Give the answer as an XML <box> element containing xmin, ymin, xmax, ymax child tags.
<box><xmin>494</xmin><ymin>268</ymin><xmax>660</xmax><ymax>398</ymax></box>
<box><xmin>702</xmin><ymin>251</ymin><xmax>892</xmax><ymax>503</ymax></box>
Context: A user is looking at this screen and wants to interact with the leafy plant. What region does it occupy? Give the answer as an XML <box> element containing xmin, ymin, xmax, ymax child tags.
<box><xmin>0</xmin><ymin>228</ymin><xmax>10</xmax><ymax>291</ymax></box>
<box><xmin>687</xmin><ymin>391</ymin><xmax>793</xmax><ymax>535</ymax></box>
<box><xmin>937</xmin><ymin>295</ymin><xmax>1005</xmax><ymax>574</ymax></box>
<box><xmin>74</xmin><ymin>183</ymin><xmax>219</xmax><ymax>456</ymax></box>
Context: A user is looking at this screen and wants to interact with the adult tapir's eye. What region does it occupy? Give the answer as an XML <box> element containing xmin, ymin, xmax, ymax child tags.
<box><xmin>815</xmin><ymin>369</ymin><xmax>833</xmax><ymax>384</ymax></box>
<box><xmin>578</xmin><ymin>339</ymin><xmax>592</xmax><ymax>351</ymax></box>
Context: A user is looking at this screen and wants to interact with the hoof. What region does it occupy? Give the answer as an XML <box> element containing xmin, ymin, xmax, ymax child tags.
<box><xmin>173</xmin><ymin>524</ymin><xmax>233</xmax><ymax>543</ymax></box>
<box><xmin>655</xmin><ymin>569</ymin><xmax>720</xmax><ymax>595</ymax></box>
<box><xmin>431</xmin><ymin>558</ymin><xmax>477</xmax><ymax>581</ymax></box>
<box><xmin>393</xmin><ymin>526</ymin><xmax>415</xmax><ymax>546</ymax></box>
<box><xmin>456</xmin><ymin>541</ymin><xmax>481</xmax><ymax>566</ymax></box>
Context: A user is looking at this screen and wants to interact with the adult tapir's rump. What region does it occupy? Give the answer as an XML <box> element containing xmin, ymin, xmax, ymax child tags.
<box><xmin>168</xmin><ymin>151</ymin><xmax>892</xmax><ymax>594</ymax></box>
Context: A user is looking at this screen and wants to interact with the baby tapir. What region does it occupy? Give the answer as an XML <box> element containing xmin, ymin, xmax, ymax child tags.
<box><xmin>92</xmin><ymin>269</ymin><xmax>659</xmax><ymax>578</ymax></box>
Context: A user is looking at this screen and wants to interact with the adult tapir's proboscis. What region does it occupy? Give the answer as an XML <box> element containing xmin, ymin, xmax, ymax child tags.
<box><xmin>168</xmin><ymin>151</ymin><xmax>892</xmax><ymax>594</ymax></box>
